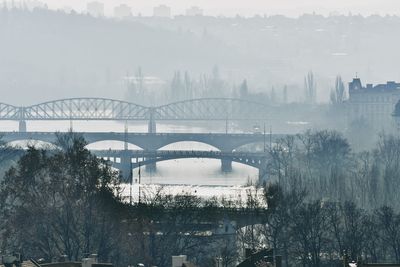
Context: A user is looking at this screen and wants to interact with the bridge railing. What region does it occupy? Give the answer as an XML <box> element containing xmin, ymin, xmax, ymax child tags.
<box><xmin>94</xmin><ymin>149</ymin><xmax>268</xmax><ymax>158</ymax></box>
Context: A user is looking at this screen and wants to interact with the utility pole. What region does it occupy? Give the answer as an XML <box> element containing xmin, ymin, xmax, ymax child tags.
<box><xmin>225</xmin><ymin>116</ymin><xmax>228</xmax><ymax>134</ymax></box>
<box><xmin>138</xmin><ymin>162</ymin><xmax>142</xmax><ymax>205</ymax></box>
<box><xmin>129</xmin><ymin>160</ymin><xmax>133</xmax><ymax>205</ymax></box>
<box><xmin>270</xmin><ymin>126</ymin><xmax>272</xmax><ymax>149</ymax></box>
<box><xmin>69</xmin><ymin>110</ymin><xmax>73</xmax><ymax>131</ymax></box>
<box><xmin>263</xmin><ymin>122</ymin><xmax>266</xmax><ymax>152</ymax></box>
<box><xmin>124</xmin><ymin>120</ymin><xmax>128</xmax><ymax>150</ymax></box>
<box><xmin>125</xmin><ymin>120</ymin><xmax>133</xmax><ymax>205</ymax></box>
<box><xmin>216</xmin><ymin>257</ymin><xmax>222</xmax><ymax>267</ymax></box>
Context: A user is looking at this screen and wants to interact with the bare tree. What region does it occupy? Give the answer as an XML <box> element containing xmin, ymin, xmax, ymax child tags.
<box><xmin>304</xmin><ymin>71</ymin><xmax>317</xmax><ymax>104</ymax></box>
<box><xmin>375</xmin><ymin>206</ymin><xmax>400</xmax><ymax>262</ymax></box>
<box><xmin>0</xmin><ymin>132</ymin><xmax>123</xmax><ymax>262</ymax></box>
<box><xmin>330</xmin><ymin>75</ymin><xmax>346</xmax><ymax>104</ymax></box>
<box><xmin>291</xmin><ymin>200</ymin><xmax>329</xmax><ymax>267</ymax></box>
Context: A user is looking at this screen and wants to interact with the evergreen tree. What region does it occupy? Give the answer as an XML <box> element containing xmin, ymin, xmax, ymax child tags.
<box><xmin>283</xmin><ymin>85</ymin><xmax>288</xmax><ymax>104</ymax></box>
<box><xmin>304</xmin><ymin>71</ymin><xmax>317</xmax><ymax>104</ymax></box>
<box><xmin>240</xmin><ymin>79</ymin><xmax>248</xmax><ymax>99</ymax></box>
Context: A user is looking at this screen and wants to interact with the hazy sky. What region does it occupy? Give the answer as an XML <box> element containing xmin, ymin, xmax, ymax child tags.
<box><xmin>38</xmin><ymin>0</ymin><xmax>400</xmax><ymax>17</ymax></box>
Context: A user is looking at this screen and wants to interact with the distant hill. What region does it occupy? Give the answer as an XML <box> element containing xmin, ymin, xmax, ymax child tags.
<box><xmin>1</xmin><ymin>8</ymin><xmax>400</xmax><ymax>104</ymax></box>
<box><xmin>0</xmin><ymin>8</ymin><xmax>237</xmax><ymax>104</ymax></box>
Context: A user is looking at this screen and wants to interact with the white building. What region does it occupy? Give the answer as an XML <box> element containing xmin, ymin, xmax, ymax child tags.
<box><xmin>347</xmin><ymin>78</ymin><xmax>400</xmax><ymax>131</ymax></box>
<box><xmin>114</xmin><ymin>4</ymin><xmax>132</xmax><ymax>19</ymax></box>
<box><xmin>153</xmin><ymin>5</ymin><xmax>171</xmax><ymax>18</ymax></box>
<box><xmin>87</xmin><ymin>1</ymin><xmax>104</xmax><ymax>17</ymax></box>
<box><xmin>185</xmin><ymin>6</ymin><xmax>203</xmax><ymax>16</ymax></box>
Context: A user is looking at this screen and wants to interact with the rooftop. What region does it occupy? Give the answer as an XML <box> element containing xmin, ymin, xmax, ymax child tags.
<box><xmin>349</xmin><ymin>78</ymin><xmax>400</xmax><ymax>93</ymax></box>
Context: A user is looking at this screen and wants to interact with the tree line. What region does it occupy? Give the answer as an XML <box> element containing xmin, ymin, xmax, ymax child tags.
<box><xmin>0</xmin><ymin>131</ymin><xmax>400</xmax><ymax>266</ymax></box>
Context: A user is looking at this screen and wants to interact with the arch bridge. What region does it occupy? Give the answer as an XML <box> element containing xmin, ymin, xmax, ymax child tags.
<box><xmin>1</xmin><ymin>131</ymin><xmax>283</xmax><ymax>175</ymax></box>
<box><xmin>0</xmin><ymin>131</ymin><xmax>282</xmax><ymax>152</ymax></box>
<box><xmin>0</xmin><ymin>98</ymin><xmax>272</xmax><ymax>132</ymax></box>
<box><xmin>93</xmin><ymin>149</ymin><xmax>270</xmax><ymax>183</ymax></box>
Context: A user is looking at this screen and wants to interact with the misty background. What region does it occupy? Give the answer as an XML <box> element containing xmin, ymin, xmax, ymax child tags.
<box><xmin>1</xmin><ymin>1</ymin><xmax>400</xmax><ymax>106</ymax></box>
<box><xmin>19</xmin><ymin>0</ymin><xmax>400</xmax><ymax>17</ymax></box>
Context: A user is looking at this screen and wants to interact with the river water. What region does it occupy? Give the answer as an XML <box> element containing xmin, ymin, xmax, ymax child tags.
<box><xmin>1</xmin><ymin>120</ymin><xmax>259</xmax><ymax>192</ymax></box>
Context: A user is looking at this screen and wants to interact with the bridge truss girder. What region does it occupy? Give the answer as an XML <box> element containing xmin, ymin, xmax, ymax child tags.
<box><xmin>0</xmin><ymin>103</ymin><xmax>21</xmax><ymax>120</ymax></box>
<box><xmin>0</xmin><ymin>98</ymin><xmax>271</xmax><ymax>121</ymax></box>
<box><xmin>23</xmin><ymin>98</ymin><xmax>150</xmax><ymax>120</ymax></box>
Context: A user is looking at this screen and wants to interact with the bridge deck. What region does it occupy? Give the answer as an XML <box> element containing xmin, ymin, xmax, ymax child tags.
<box><xmin>1</xmin><ymin>131</ymin><xmax>284</xmax><ymax>151</ymax></box>
<box><xmin>93</xmin><ymin>149</ymin><xmax>268</xmax><ymax>158</ymax></box>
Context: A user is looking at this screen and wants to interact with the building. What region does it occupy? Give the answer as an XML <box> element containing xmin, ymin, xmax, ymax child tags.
<box><xmin>185</xmin><ymin>6</ymin><xmax>203</xmax><ymax>16</ymax></box>
<box><xmin>347</xmin><ymin>78</ymin><xmax>400</xmax><ymax>131</ymax></box>
<box><xmin>87</xmin><ymin>1</ymin><xmax>104</xmax><ymax>17</ymax></box>
<box><xmin>114</xmin><ymin>4</ymin><xmax>131</xmax><ymax>19</ymax></box>
<box><xmin>236</xmin><ymin>249</ymin><xmax>282</xmax><ymax>267</ymax></box>
<box><xmin>153</xmin><ymin>5</ymin><xmax>171</xmax><ymax>18</ymax></box>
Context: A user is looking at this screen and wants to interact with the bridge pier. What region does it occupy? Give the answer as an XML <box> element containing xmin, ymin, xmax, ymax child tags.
<box><xmin>148</xmin><ymin>108</ymin><xmax>156</xmax><ymax>133</ymax></box>
<box><xmin>18</xmin><ymin>120</ymin><xmax>27</xmax><ymax>132</ymax></box>
<box><xmin>145</xmin><ymin>161</ymin><xmax>157</xmax><ymax>173</ymax></box>
<box><xmin>221</xmin><ymin>159</ymin><xmax>232</xmax><ymax>172</ymax></box>
<box><xmin>258</xmin><ymin>165</ymin><xmax>269</xmax><ymax>184</ymax></box>
<box><xmin>120</xmin><ymin>154</ymin><xmax>132</xmax><ymax>182</ymax></box>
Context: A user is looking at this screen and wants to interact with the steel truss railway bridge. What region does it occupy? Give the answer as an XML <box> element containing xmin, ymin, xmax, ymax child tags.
<box><xmin>0</xmin><ymin>97</ymin><xmax>273</xmax><ymax>132</ymax></box>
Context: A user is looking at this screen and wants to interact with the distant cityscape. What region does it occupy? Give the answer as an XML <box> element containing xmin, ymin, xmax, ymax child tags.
<box><xmin>2</xmin><ymin>0</ymin><xmax>205</xmax><ymax>18</ymax></box>
<box><xmin>3</xmin><ymin>0</ymin><xmax>400</xmax><ymax>265</ymax></box>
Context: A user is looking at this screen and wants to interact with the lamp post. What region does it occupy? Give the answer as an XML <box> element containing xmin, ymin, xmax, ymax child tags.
<box><xmin>216</xmin><ymin>257</ymin><xmax>222</xmax><ymax>267</ymax></box>
<box><xmin>263</xmin><ymin>123</ymin><xmax>266</xmax><ymax>152</ymax></box>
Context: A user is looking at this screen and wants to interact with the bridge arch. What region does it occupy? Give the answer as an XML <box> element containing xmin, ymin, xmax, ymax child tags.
<box><xmin>233</xmin><ymin>142</ymin><xmax>266</xmax><ymax>152</ymax></box>
<box><xmin>146</xmin><ymin>133</ymin><xmax>265</xmax><ymax>151</ymax></box>
<box><xmin>85</xmin><ymin>140</ymin><xmax>143</xmax><ymax>150</ymax></box>
<box><xmin>107</xmin><ymin>157</ymin><xmax>261</xmax><ymax>176</ymax></box>
<box><xmin>23</xmin><ymin>98</ymin><xmax>150</xmax><ymax>120</ymax></box>
<box><xmin>105</xmin><ymin>152</ymin><xmax>266</xmax><ymax>170</ymax></box>
<box><xmin>1</xmin><ymin>133</ymin><xmax>58</xmax><ymax>145</ymax></box>
<box><xmin>131</xmin><ymin>157</ymin><xmax>261</xmax><ymax>170</ymax></box>
<box><xmin>158</xmin><ymin>141</ymin><xmax>220</xmax><ymax>151</ymax></box>
<box><xmin>6</xmin><ymin>139</ymin><xmax>57</xmax><ymax>149</ymax></box>
<box><xmin>80</xmin><ymin>133</ymin><xmax>150</xmax><ymax>149</ymax></box>
<box><xmin>154</xmin><ymin>98</ymin><xmax>272</xmax><ymax>121</ymax></box>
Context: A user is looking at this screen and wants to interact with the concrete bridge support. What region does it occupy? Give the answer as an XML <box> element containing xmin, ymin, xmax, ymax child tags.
<box><xmin>258</xmin><ymin>164</ymin><xmax>269</xmax><ymax>184</ymax></box>
<box><xmin>148</xmin><ymin>108</ymin><xmax>157</xmax><ymax>134</ymax></box>
<box><xmin>120</xmin><ymin>153</ymin><xmax>132</xmax><ymax>182</ymax></box>
<box><xmin>145</xmin><ymin>160</ymin><xmax>157</xmax><ymax>173</ymax></box>
<box><xmin>220</xmin><ymin>148</ymin><xmax>233</xmax><ymax>172</ymax></box>
<box><xmin>18</xmin><ymin>120</ymin><xmax>27</xmax><ymax>132</ymax></box>
<box><xmin>221</xmin><ymin>159</ymin><xmax>233</xmax><ymax>172</ymax></box>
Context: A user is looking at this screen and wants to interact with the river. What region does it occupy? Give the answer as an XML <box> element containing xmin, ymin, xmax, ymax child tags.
<box><xmin>1</xmin><ymin>120</ymin><xmax>260</xmax><ymax>190</ymax></box>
